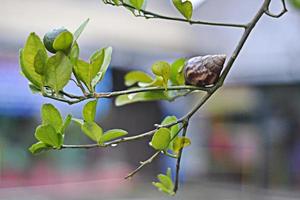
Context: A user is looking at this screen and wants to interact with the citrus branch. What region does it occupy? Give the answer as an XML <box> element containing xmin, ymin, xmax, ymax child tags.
<box><xmin>43</xmin><ymin>85</ymin><xmax>209</xmax><ymax>104</ymax></box>
<box><xmin>102</xmin><ymin>0</ymin><xmax>247</xmax><ymax>29</ymax></box>
<box><xmin>93</xmin><ymin>85</ymin><xmax>209</xmax><ymax>98</ymax></box>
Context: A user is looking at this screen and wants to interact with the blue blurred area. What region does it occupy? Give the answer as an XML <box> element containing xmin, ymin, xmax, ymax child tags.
<box><xmin>0</xmin><ymin>57</ymin><xmax>112</xmax><ymax>118</ymax></box>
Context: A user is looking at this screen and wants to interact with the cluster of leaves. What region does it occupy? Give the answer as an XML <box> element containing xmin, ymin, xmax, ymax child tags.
<box><xmin>30</xmin><ymin>101</ymin><xmax>128</xmax><ymax>153</ymax></box>
<box><xmin>19</xmin><ymin>19</ymin><xmax>112</xmax><ymax>96</ymax></box>
<box><xmin>116</xmin><ymin>58</ymin><xmax>187</xmax><ymax>106</ymax></box>
<box><xmin>105</xmin><ymin>0</ymin><xmax>193</xmax><ymax>20</ymax></box>
<box><xmin>152</xmin><ymin>168</ymin><xmax>175</xmax><ymax>195</ymax></box>
<box><xmin>29</xmin><ymin>104</ymin><xmax>71</xmax><ymax>153</ymax></box>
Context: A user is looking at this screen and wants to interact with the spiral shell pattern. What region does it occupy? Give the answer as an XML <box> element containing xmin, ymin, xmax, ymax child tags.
<box><xmin>184</xmin><ymin>54</ymin><xmax>226</xmax><ymax>87</ymax></box>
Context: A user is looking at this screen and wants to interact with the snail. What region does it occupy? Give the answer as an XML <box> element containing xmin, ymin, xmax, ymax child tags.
<box><xmin>184</xmin><ymin>54</ymin><xmax>226</xmax><ymax>87</ymax></box>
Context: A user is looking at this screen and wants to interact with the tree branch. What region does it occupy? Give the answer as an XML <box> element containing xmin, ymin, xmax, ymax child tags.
<box><xmin>103</xmin><ymin>0</ymin><xmax>247</xmax><ymax>29</ymax></box>
<box><xmin>93</xmin><ymin>85</ymin><xmax>209</xmax><ymax>98</ymax></box>
<box><xmin>174</xmin><ymin>121</ymin><xmax>188</xmax><ymax>193</ymax></box>
<box><xmin>62</xmin><ymin>121</ymin><xmax>184</xmax><ymax>150</ymax></box>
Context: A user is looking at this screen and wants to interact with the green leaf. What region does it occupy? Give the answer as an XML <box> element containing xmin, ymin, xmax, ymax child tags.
<box><xmin>61</xmin><ymin>114</ymin><xmax>72</xmax><ymax>134</ymax></box>
<box><xmin>152</xmin><ymin>182</ymin><xmax>172</xmax><ymax>195</ymax></box>
<box><xmin>115</xmin><ymin>90</ymin><xmax>170</xmax><ymax>106</ymax></box>
<box><xmin>170</xmin><ymin>58</ymin><xmax>186</xmax><ymax>85</ymax></box>
<box><xmin>81</xmin><ymin>121</ymin><xmax>103</xmax><ymax>142</ymax></box>
<box><xmin>74</xmin><ymin>47</ymin><xmax>112</xmax><ymax>92</ymax></box>
<box><xmin>173</xmin><ymin>137</ymin><xmax>191</xmax><ymax>154</ymax></box>
<box><xmin>161</xmin><ymin>116</ymin><xmax>179</xmax><ymax>151</ymax></box>
<box><xmin>53</xmin><ymin>31</ymin><xmax>73</xmax><ymax>53</ymax></box>
<box><xmin>152</xmin><ymin>168</ymin><xmax>175</xmax><ymax>195</ymax></box>
<box><xmin>29</xmin><ymin>142</ymin><xmax>51</xmax><ymax>154</ymax></box>
<box><xmin>150</xmin><ymin>128</ymin><xmax>171</xmax><ymax>150</ymax></box>
<box><xmin>112</xmin><ymin>0</ymin><xmax>121</xmax><ymax>5</ymax></box>
<box><xmin>73</xmin><ymin>59</ymin><xmax>91</xmax><ymax>89</ymax></box>
<box><xmin>41</xmin><ymin>103</ymin><xmax>63</xmax><ymax>133</ymax></box>
<box><xmin>20</xmin><ymin>33</ymin><xmax>47</xmax><ymax>87</ymax></box>
<box><xmin>44</xmin><ymin>51</ymin><xmax>73</xmax><ymax>93</ymax></box>
<box><xmin>152</xmin><ymin>182</ymin><xmax>175</xmax><ymax>195</ymax></box>
<box><xmin>69</xmin><ymin>42</ymin><xmax>79</xmax><ymax>65</ymax></box>
<box><xmin>137</xmin><ymin>76</ymin><xmax>164</xmax><ymax>88</ymax></box>
<box><xmin>35</xmin><ymin>124</ymin><xmax>62</xmax><ymax>148</ymax></box>
<box><xmin>83</xmin><ymin>100</ymin><xmax>97</xmax><ymax>122</ymax></box>
<box><xmin>124</xmin><ymin>71</ymin><xmax>153</xmax><ymax>87</ymax></box>
<box><xmin>128</xmin><ymin>0</ymin><xmax>145</xmax><ymax>10</ymax></box>
<box><xmin>99</xmin><ymin>129</ymin><xmax>128</xmax><ymax>145</ymax></box>
<box><xmin>73</xmin><ymin>18</ymin><xmax>90</xmax><ymax>41</ymax></box>
<box><xmin>91</xmin><ymin>47</ymin><xmax>113</xmax><ymax>88</ymax></box>
<box><xmin>172</xmin><ymin>0</ymin><xmax>193</xmax><ymax>20</ymax></box>
<box><xmin>151</xmin><ymin>61</ymin><xmax>171</xmax><ymax>89</ymax></box>
<box><xmin>158</xmin><ymin>174</ymin><xmax>174</xmax><ymax>191</ymax></box>
<box><xmin>34</xmin><ymin>49</ymin><xmax>48</xmax><ymax>75</ymax></box>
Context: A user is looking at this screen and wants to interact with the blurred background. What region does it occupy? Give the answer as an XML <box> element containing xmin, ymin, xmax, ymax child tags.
<box><xmin>1</xmin><ymin>0</ymin><xmax>300</xmax><ymax>199</ymax></box>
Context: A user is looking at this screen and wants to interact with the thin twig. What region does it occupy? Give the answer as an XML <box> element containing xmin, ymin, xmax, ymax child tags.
<box><xmin>42</xmin><ymin>94</ymin><xmax>85</xmax><ymax>105</ymax></box>
<box><xmin>62</xmin><ymin>144</ymin><xmax>99</xmax><ymax>149</ymax></box>
<box><xmin>60</xmin><ymin>90</ymin><xmax>85</xmax><ymax>99</ymax></box>
<box><xmin>125</xmin><ymin>151</ymin><xmax>160</xmax><ymax>179</ymax></box>
<box><xmin>62</xmin><ymin>130</ymin><xmax>155</xmax><ymax>149</ymax></box>
<box><xmin>62</xmin><ymin>120</ymin><xmax>183</xmax><ymax>150</ymax></box>
<box><xmin>103</xmin><ymin>1</ymin><xmax>247</xmax><ymax>29</ymax></box>
<box><xmin>174</xmin><ymin>121</ymin><xmax>188</xmax><ymax>193</ymax></box>
<box><xmin>72</xmin><ymin>72</ymin><xmax>87</xmax><ymax>95</ymax></box>
<box><xmin>93</xmin><ymin>85</ymin><xmax>210</xmax><ymax>98</ymax></box>
<box><xmin>45</xmin><ymin>86</ymin><xmax>208</xmax><ymax>105</ymax></box>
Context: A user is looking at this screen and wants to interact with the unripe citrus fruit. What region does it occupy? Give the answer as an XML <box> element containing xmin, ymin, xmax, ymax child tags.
<box><xmin>43</xmin><ymin>27</ymin><xmax>71</xmax><ymax>53</ymax></box>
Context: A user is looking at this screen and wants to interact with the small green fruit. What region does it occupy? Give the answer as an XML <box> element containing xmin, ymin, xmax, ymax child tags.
<box><xmin>43</xmin><ymin>27</ymin><xmax>71</xmax><ymax>53</ymax></box>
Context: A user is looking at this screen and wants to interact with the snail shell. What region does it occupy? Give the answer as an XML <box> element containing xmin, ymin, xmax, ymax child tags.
<box><xmin>184</xmin><ymin>54</ymin><xmax>226</xmax><ymax>87</ymax></box>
